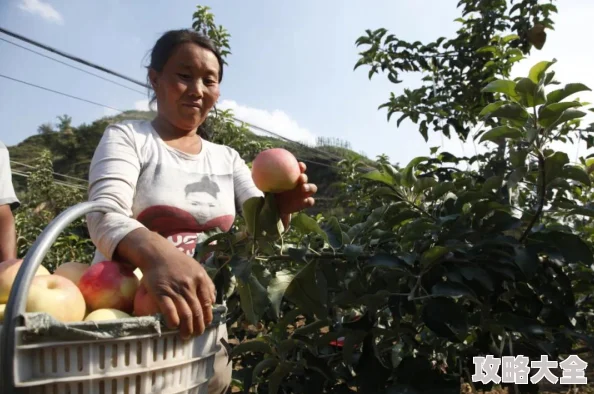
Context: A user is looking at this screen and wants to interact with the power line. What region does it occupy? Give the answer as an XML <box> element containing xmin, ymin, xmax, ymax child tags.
<box><xmin>0</xmin><ymin>25</ymin><xmax>347</xmax><ymax>164</ymax></box>
<box><xmin>10</xmin><ymin>160</ymin><xmax>88</xmax><ymax>184</ymax></box>
<box><xmin>0</xmin><ymin>26</ymin><xmax>148</xmax><ymax>92</ymax></box>
<box><xmin>0</xmin><ymin>37</ymin><xmax>147</xmax><ymax>95</ymax></box>
<box><xmin>11</xmin><ymin>170</ymin><xmax>87</xmax><ymax>191</ymax></box>
<box><xmin>0</xmin><ymin>70</ymin><xmax>341</xmax><ymax>171</ymax></box>
<box><xmin>0</xmin><ymin>73</ymin><xmax>125</xmax><ymax>113</ymax></box>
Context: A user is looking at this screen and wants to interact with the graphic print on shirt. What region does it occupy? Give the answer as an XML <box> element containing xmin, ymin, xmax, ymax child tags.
<box><xmin>135</xmin><ymin>171</ymin><xmax>235</xmax><ymax>258</ymax></box>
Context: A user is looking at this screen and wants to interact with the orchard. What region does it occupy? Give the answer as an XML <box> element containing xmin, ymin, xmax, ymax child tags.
<box><xmin>2</xmin><ymin>1</ymin><xmax>594</xmax><ymax>393</ymax></box>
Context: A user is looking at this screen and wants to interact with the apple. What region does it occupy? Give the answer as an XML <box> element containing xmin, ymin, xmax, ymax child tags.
<box><xmin>78</xmin><ymin>260</ymin><xmax>139</xmax><ymax>314</ymax></box>
<box><xmin>0</xmin><ymin>259</ymin><xmax>50</xmax><ymax>304</ymax></box>
<box><xmin>133</xmin><ymin>279</ymin><xmax>160</xmax><ymax>316</ymax></box>
<box><xmin>0</xmin><ymin>303</ymin><xmax>5</xmax><ymax>323</ymax></box>
<box><xmin>26</xmin><ymin>275</ymin><xmax>86</xmax><ymax>322</ymax></box>
<box><xmin>53</xmin><ymin>261</ymin><xmax>89</xmax><ymax>286</ymax></box>
<box><xmin>84</xmin><ymin>308</ymin><xmax>130</xmax><ymax>322</ymax></box>
<box><xmin>251</xmin><ymin>148</ymin><xmax>301</xmax><ymax>193</ymax></box>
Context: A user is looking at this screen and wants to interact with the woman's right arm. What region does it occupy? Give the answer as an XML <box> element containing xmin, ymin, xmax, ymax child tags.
<box><xmin>87</xmin><ymin>126</ymin><xmax>215</xmax><ymax>338</ymax></box>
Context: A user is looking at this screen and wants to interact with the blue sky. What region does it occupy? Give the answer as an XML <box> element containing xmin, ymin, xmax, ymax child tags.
<box><xmin>0</xmin><ymin>0</ymin><xmax>593</xmax><ymax>166</ymax></box>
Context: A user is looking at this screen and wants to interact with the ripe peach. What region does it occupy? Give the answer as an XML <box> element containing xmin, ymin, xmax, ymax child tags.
<box><xmin>251</xmin><ymin>148</ymin><xmax>301</xmax><ymax>193</ymax></box>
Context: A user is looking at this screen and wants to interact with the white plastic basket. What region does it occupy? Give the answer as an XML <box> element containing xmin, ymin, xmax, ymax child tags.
<box><xmin>0</xmin><ymin>201</ymin><xmax>227</xmax><ymax>394</ymax></box>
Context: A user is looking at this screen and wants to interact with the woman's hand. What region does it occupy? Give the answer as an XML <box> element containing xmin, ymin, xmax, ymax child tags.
<box><xmin>276</xmin><ymin>162</ymin><xmax>317</xmax><ymax>226</ymax></box>
<box><xmin>114</xmin><ymin>229</ymin><xmax>216</xmax><ymax>340</ymax></box>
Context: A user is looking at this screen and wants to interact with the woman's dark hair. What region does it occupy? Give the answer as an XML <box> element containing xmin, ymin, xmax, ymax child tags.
<box><xmin>146</xmin><ymin>29</ymin><xmax>224</xmax><ymax>140</ymax></box>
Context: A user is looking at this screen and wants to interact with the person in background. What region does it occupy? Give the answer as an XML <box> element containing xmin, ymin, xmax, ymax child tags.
<box><xmin>0</xmin><ymin>140</ymin><xmax>20</xmax><ymax>262</ymax></box>
<box><xmin>86</xmin><ymin>29</ymin><xmax>317</xmax><ymax>393</ymax></box>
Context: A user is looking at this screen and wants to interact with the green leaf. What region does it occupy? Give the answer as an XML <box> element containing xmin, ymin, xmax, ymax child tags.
<box><xmin>252</xmin><ymin>358</ymin><xmax>279</xmax><ymax>382</ymax></box>
<box><xmin>414</xmin><ymin>176</ymin><xmax>437</xmax><ymax>193</ymax></box>
<box><xmin>422</xmin><ymin>298</ymin><xmax>468</xmax><ymax>342</ymax></box>
<box><xmin>479</xmin><ymin>101</ymin><xmax>509</xmax><ymax>117</ymax></box>
<box><xmin>547</xmin><ymin>83</ymin><xmax>591</xmax><ymax>104</ymax></box>
<box><xmin>489</xmin><ymin>103</ymin><xmax>529</xmax><ymax>126</ymax></box>
<box><xmin>243</xmin><ymin>196</ymin><xmax>264</xmax><ymax>235</ymax></box>
<box><xmin>430</xmin><ymin>181</ymin><xmax>455</xmax><ymax>200</ymax></box>
<box><xmin>482</xmin><ymin>80</ymin><xmax>517</xmax><ymax>98</ymax></box>
<box><xmin>360</xmin><ymin>169</ymin><xmax>394</xmax><ymax>186</ymax></box>
<box><xmin>401</xmin><ymin>156</ymin><xmax>430</xmax><ymax>188</ymax></box>
<box><xmin>515</xmin><ymin>77</ymin><xmax>546</xmax><ymax>107</ymax></box>
<box><xmin>534</xmin><ymin>231</ymin><xmax>593</xmax><ymax>266</ymax></box>
<box><xmin>368</xmin><ymin>253</ymin><xmax>410</xmax><ymax>271</ymax></box>
<box><xmin>322</xmin><ymin>216</ymin><xmax>344</xmax><ymax>249</ymax></box>
<box><xmin>237</xmin><ymin>273</ymin><xmax>270</xmax><ymax>325</ymax></box>
<box><xmin>514</xmin><ymin>246</ymin><xmax>540</xmax><ymax>280</ymax></box>
<box><xmin>544</xmin><ymin>151</ymin><xmax>570</xmax><ymax>184</ymax></box>
<box><xmin>267</xmin><ymin>269</ymin><xmax>298</xmax><ymax>318</ymax></box>
<box><xmin>231</xmin><ymin>338</ymin><xmax>274</xmax><ymax>358</ymax></box>
<box><xmin>268</xmin><ymin>362</ymin><xmax>292</xmax><ymax>394</ymax></box>
<box><xmin>482</xmin><ymin>175</ymin><xmax>503</xmax><ymax>193</ymax></box>
<box><xmin>546</xmin><ymin>109</ymin><xmax>587</xmax><ymax>131</ymax></box>
<box><xmin>381</xmin><ymin>163</ymin><xmax>402</xmax><ymax>185</ymax></box>
<box><xmin>479</xmin><ymin>126</ymin><xmax>523</xmax><ymax>143</ymax></box>
<box><xmin>342</xmin><ymin>330</ymin><xmax>367</xmax><ymax>365</ymax></box>
<box><xmin>293</xmin><ymin>319</ymin><xmax>328</xmax><ymax>336</ymax></box>
<box><xmin>420</xmin><ymin>246</ymin><xmax>449</xmax><ymax>268</ymax></box>
<box><xmin>497</xmin><ymin>313</ymin><xmax>546</xmax><ymax>335</ymax></box>
<box><xmin>291</xmin><ymin>213</ymin><xmax>328</xmax><ymax>242</ymax></box>
<box><xmin>562</xmin><ymin>165</ymin><xmax>591</xmax><ymax>186</ymax></box>
<box><xmin>431</xmin><ymin>281</ymin><xmax>477</xmax><ymax>299</ymax></box>
<box><xmin>528</xmin><ymin>60</ymin><xmax>555</xmax><ymax>83</ymax></box>
<box><xmin>502</xmin><ymin>34</ymin><xmax>520</xmax><ymax>43</ymax></box>
<box><xmin>539</xmin><ymin>101</ymin><xmax>583</xmax><ymax>127</ymax></box>
<box><xmin>458</xmin><ymin>266</ymin><xmax>494</xmax><ymax>291</ymax></box>
<box><xmin>284</xmin><ymin>261</ymin><xmax>328</xmax><ymax>319</ymax></box>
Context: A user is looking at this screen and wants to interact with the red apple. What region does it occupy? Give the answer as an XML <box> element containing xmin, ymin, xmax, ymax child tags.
<box><xmin>53</xmin><ymin>261</ymin><xmax>89</xmax><ymax>286</ymax></box>
<box><xmin>26</xmin><ymin>275</ymin><xmax>86</xmax><ymax>322</ymax></box>
<box><xmin>78</xmin><ymin>261</ymin><xmax>139</xmax><ymax>314</ymax></box>
<box><xmin>0</xmin><ymin>259</ymin><xmax>50</xmax><ymax>304</ymax></box>
<box><xmin>251</xmin><ymin>148</ymin><xmax>301</xmax><ymax>193</ymax></box>
<box><xmin>133</xmin><ymin>279</ymin><xmax>160</xmax><ymax>317</ymax></box>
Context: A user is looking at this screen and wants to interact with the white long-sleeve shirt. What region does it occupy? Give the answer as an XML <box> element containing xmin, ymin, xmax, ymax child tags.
<box><xmin>0</xmin><ymin>141</ymin><xmax>19</xmax><ymax>210</ymax></box>
<box><xmin>86</xmin><ymin>120</ymin><xmax>263</xmax><ymax>264</ymax></box>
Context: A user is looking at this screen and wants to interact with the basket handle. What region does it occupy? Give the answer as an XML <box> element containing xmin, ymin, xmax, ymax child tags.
<box><xmin>0</xmin><ymin>200</ymin><xmax>127</xmax><ymax>393</ymax></box>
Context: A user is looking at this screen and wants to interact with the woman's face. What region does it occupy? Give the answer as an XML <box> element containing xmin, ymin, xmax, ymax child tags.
<box><xmin>150</xmin><ymin>42</ymin><xmax>220</xmax><ymax>131</ymax></box>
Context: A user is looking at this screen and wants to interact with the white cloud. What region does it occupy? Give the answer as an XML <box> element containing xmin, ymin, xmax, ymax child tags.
<box><xmin>134</xmin><ymin>99</ymin><xmax>151</xmax><ymax>111</ymax></box>
<box><xmin>18</xmin><ymin>0</ymin><xmax>63</xmax><ymax>25</ymax></box>
<box><xmin>217</xmin><ymin>99</ymin><xmax>317</xmax><ymax>146</ymax></box>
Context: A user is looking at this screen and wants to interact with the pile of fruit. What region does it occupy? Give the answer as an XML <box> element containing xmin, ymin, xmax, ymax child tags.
<box><xmin>0</xmin><ymin>259</ymin><xmax>158</xmax><ymax>323</ymax></box>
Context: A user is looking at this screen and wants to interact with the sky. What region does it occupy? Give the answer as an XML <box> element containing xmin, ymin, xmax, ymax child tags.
<box><xmin>0</xmin><ymin>0</ymin><xmax>593</xmax><ymax>167</ymax></box>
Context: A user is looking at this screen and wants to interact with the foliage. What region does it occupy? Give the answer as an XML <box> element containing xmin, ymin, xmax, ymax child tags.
<box><xmin>14</xmin><ymin>150</ymin><xmax>93</xmax><ymax>272</ymax></box>
<box><xmin>354</xmin><ymin>0</ymin><xmax>559</xmax><ymax>142</ymax></box>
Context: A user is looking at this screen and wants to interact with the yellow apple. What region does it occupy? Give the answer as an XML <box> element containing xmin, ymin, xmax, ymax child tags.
<box><xmin>84</xmin><ymin>308</ymin><xmax>130</xmax><ymax>322</ymax></box>
<box><xmin>26</xmin><ymin>275</ymin><xmax>86</xmax><ymax>322</ymax></box>
<box><xmin>0</xmin><ymin>259</ymin><xmax>50</xmax><ymax>304</ymax></box>
<box><xmin>53</xmin><ymin>261</ymin><xmax>89</xmax><ymax>286</ymax></box>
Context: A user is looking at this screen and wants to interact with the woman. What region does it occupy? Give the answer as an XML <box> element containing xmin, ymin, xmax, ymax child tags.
<box><xmin>86</xmin><ymin>29</ymin><xmax>317</xmax><ymax>393</ymax></box>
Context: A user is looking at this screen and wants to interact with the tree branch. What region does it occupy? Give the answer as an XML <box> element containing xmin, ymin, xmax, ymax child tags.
<box><xmin>520</xmin><ymin>151</ymin><xmax>546</xmax><ymax>242</ymax></box>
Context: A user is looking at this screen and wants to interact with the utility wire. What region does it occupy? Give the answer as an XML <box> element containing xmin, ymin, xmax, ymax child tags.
<box><xmin>0</xmin><ymin>71</ymin><xmax>342</xmax><ymax>171</ymax></box>
<box><xmin>0</xmin><ymin>26</ymin><xmax>347</xmax><ymax>164</ymax></box>
<box><xmin>0</xmin><ymin>37</ymin><xmax>147</xmax><ymax>95</ymax></box>
<box><xmin>10</xmin><ymin>160</ymin><xmax>88</xmax><ymax>184</ymax></box>
<box><xmin>0</xmin><ymin>73</ymin><xmax>125</xmax><ymax>113</ymax></box>
<box><xmin>11</xmin><ymin>170</ymin><xmax>87</xmax><ymax>191</ymax></box>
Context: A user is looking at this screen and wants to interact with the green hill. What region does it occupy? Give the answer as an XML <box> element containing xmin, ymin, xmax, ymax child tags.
<box><xmin>7</xmin><ymin>110</ymin><xmax>373</xmax><ymax>215</ymax></box>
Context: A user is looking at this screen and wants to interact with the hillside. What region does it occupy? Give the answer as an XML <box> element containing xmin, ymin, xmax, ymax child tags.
<box><xmin>7</xmin><ymin>110</ymin><xmax>373</xmax><ymax>215</ymax></box>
